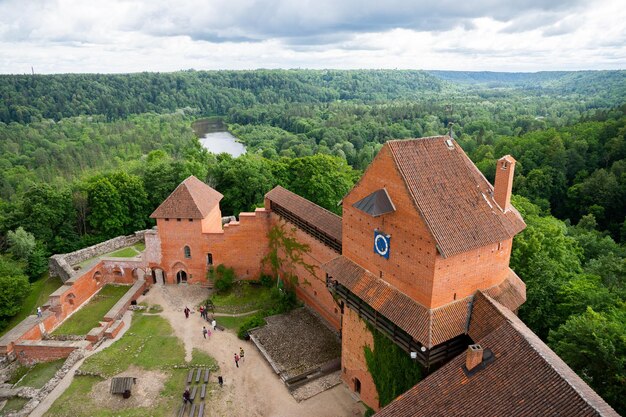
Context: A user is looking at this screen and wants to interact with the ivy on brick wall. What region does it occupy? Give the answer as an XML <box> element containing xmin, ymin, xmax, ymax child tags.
<box><xmin>364</xmin><ymin>325</ymin><xmax>424</xmax><ymax>407</ymax></box>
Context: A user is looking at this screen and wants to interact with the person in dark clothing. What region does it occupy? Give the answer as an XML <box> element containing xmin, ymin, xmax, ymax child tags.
<box><xmin>183</xmin><ymin>388</ymin><xmax>191</xmax><ymax>404</ymax></box>
<box><xmin>218</xmin><ymin>376</ymin><xmax>223</xmax><ymax>387</ymax></box>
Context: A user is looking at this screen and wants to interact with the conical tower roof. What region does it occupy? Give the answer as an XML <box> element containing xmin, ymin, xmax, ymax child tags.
<box><xmin>150</xmin><ymin>176</ymin><xmax>223</xmax><ymax>219</ymax></box>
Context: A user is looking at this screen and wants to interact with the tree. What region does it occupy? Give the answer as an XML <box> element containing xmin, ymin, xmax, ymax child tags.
<box><xmin>106</xmin><ymin>172</ymin><xmax>149</xmax><ymax>233</ymax></box>
<box><xmin>7</xmin><ymin>227</ymin><xmax>36</xmax><ymax>260</ymax></box>
<box><xmin>87</xmin><ymin>177</ymin><xmax>126</xmax><ymax>238</ymax></box>
<box><xmin>585</xmin><ymin>253</ymin><xmax>626</xmax><ymax>294</ymax></box>
<box><xmin>25</xmin><ymin>242</ymin><xmax>49</xmax><ymax>281</ymax></box>
<box><xmin>19</xmin><ymin>183</ymin><xmax>78</xmax><ymax>253</ymax></box>
<box><xmin>211</xmin><ymin>154</ymin><xmax>276</xmax><ymax>216</ymax></box>
<box><xmin>285</xmin><ymin>154</ymin><xmax>356</xmax><ymax>214</ymax></box>
<box><xmin>549</xmin><ymin>308</ymin><xmax>626</xmax><ymax>415</ymax></box>
<box><xmin>0</xmin><ymin>255</ymin><xmax>30</xmax><ymax>321</ymax></box>
<box><xmin>510</xmin><ymin>196</ymin><xmax>584</xmax><ymax>339</ymax></box>
<box><xmin>556</xmin><ymin>274</ymin><xmax>619</xmax><ymax>321</ymax></box>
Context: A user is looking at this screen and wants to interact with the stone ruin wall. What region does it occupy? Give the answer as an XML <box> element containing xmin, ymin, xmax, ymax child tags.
<box><xmin>49</xmin><ymin>230</ymin><xmax>149</xmax><ymax>282</ymax></box>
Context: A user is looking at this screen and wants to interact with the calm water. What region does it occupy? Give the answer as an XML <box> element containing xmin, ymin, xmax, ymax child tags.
<box><xmin>193</xmin><ymin>119</ymin><xmax>246</xmax><ymax>157</ymax></box>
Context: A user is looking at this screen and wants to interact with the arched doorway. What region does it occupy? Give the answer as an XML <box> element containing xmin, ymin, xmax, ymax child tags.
<box><xmin>152</xmin><ymin>268</ymin><xmax>165</xmax><ymax>285</ymax></box>
<box><xmin>112</xmin><ymin>267</ymin><xmax>124</xmax><ymax>282</ymax></box>
<box><xmin>132</xmin><ymin>268</ymin><xmax>146</xmax><ymax>281</ymax></box>
<box><xmin>176</xmin><ymin>270</ymin><xmax>188</xmax><ymax>284</ymax></box>
<box><xmin>354</xmin><ymin>377</ymin><xmax>361</xmax><ymax>395</ymax></box>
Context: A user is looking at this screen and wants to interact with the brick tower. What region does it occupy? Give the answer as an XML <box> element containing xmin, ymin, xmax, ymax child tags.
<box><xmin>324</xmin><ymin>137</ymin><xmax>526</xmax><ymax>409</ymax></box>
<box><xmin>149</xmin><ymin>175</ymin><xmax>224</xmax><ymax>284</ymax></box>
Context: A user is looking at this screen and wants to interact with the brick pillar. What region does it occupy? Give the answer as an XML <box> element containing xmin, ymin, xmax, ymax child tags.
<box><xmin>494</xmin><ymin>155</ymin><xmax>516</xmax><ymax>212</ymax></box>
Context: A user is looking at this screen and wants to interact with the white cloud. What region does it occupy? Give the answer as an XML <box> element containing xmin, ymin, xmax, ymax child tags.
<box><xmin>0</xmin><ymin>0</ymin><xmax>623</xmax><ymax>73</ymax></box>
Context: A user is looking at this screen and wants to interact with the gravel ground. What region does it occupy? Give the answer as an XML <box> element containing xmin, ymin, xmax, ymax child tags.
<box><xmin>250</xmin><ymin>308</ymin><xmax>342</xmax><ymax>380</ymax></box>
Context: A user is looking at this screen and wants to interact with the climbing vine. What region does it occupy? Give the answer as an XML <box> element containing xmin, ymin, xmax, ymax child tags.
<box><xmin>262</xmin><ymin>222</ymin><xmax>316</xmax><ymax>286</ymax></box>
<box><xmin>363</xmin><ymin>324</ymin><xmax>424</xmax><ymax>407</ymax></box>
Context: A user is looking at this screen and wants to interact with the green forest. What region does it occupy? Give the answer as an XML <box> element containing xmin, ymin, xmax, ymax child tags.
<box><xmin>0</xmin><ymin>70</ymin><xmax>624</xmax><ymax>413</ymax></box>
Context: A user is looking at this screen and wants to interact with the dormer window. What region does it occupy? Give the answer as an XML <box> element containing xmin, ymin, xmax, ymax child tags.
<box><xmin>184</xmin><ymin>246</ymin><xmax>191</xmax><ymax>258</ymax></box>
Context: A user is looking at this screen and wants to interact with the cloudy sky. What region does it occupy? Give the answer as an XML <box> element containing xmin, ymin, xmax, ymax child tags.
<box><xmin>0</xmin><ymin>0</ymin><xmax>624</xmax><ymax>74</ymax></box>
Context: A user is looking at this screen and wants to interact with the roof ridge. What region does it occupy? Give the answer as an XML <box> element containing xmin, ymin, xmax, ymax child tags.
<box><xmin>270</xmin><ymin>185</ymin><xmax>342</xmax><ymax>220</ymax></box>
<box><xmin>480</xmin><ymin>293</ymin><xmax>617</xmax><ymax>416</ymax></box>
<box><xmin>386</xmin><ymin>137</ymin><xmax>525</xmax><ymax>258</ymax></box>
<box><xmin>184</xmin><ymin>176</ymin><xmax>205</xmax><ymax>217</ymax></box>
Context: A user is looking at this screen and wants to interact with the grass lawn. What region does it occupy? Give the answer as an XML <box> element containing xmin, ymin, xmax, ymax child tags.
<box><xmin>77</xmin><ymin>242</ymin><xmax>145</xmax><ymax>268</ymax></box>
<box><xmin>1</xmin><ymin>397</ymin><xmax>29</xmax><ymax>415</ymax></box>
<box><xmin>0</xmin><ymin>274</ymin><xmax>63</xmax><ymax>337</ymax></box>
<box><xmin>209</xmin><ymin>282</ymin><xmax>274</xmax><ymax>314</ymax></box>
<box><xmin>15</xmin><ymin>358</ymin><xmax>66</xmax><ymax>389</ymax></box>
<box><xmin>214</xmin><ymin>312</ymin><xmax>258</xmax><ymax>330</ymax></box>
<box><xmin>107</xmin><ymin>247</ymin><xmax>139</xmax><ymax>258</ymax></box>
<box><xmin>46</xmin><ymin>313</ymin><xmax>218</xmax><ymax>417</ymax></box>
<box><xmin>52</xmin><ymin>285</ymin><xmax>130</xmax><ymax>336</ymax></box>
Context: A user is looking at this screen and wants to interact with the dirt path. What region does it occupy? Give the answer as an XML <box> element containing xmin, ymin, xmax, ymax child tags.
<box><xmin>142</xmin><ymin>285</ymin><xmax>362</xmax><ymax>417</ymax></box>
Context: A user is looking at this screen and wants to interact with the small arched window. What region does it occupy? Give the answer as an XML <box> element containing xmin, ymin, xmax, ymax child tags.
<box><xmin>184</xmin><ymin>246</ymin><xmax>191</xmax><ymax>258</ymax></box>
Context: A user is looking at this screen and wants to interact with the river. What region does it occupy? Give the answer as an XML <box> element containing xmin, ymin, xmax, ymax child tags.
<box><xmin>192</xmin><ymin>119</ymin><xmax>246</xmax><ymax>157</ymax></box>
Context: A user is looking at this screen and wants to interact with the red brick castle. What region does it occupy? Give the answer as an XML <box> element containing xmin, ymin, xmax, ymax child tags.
<box><xmin>142</xmin><ymin>135</ymin><xmax>617</xmax><ymax>416</ymax></box>
<box><xmin>3</xmin><ymin>136</ymin><xmax>617</xmax><ymax>416</ymax></box>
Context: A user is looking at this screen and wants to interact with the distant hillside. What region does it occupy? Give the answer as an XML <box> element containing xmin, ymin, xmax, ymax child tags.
<box><xmin>429</xmin><ymin>69</ymin><xmax>625</xmax><ymax>92</ymax></box>
<box><xmin>0</xmin><ymin>70</ymin><xmax>443</xmax><ymax>124</ymax></box>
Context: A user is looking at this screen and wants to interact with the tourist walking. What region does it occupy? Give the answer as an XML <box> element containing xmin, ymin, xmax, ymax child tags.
<box><xmin>183</xmin><ymin>388</ymin><xmax>191</xmax><ymax>404</ymax></box>
<box><xmin>234</xmin><ymin>353</ymin><xmax>240</xmax><ymax>368</ymax></box>
<box><xmin>184</xmin><ymin>306</ymin><xmax>190</xmax><ymax>319</ymax></box>
<box><xmin>199</xmin><ymin>305</ymin><xmax>205</xmax><ymax>320</ymax></box>
<box><xmin>218</xmin><ymin>376</ymin><xmax>223</xmax><ymax>387</ymax></box>
<box><xmin>36</xmin><ymin>307</ymin><xmax>42</xmax><ymax>318</ymax></box>
<box><xmin>212</xmin><ymin>318</ymin><xmax>217</xmax><ymax>330</ymax></box>
<box><xmin>202</xmin><ymin>326</ymin><xmax>208</xmax><ymax>339</ymax></box>
<box><xmin>240</xmin><ymin>347</ymin><xmax>245</xmax><ymax>363</ymax></box>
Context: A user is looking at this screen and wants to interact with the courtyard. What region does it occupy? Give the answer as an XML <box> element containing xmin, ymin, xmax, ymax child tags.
<box><xmin>19</xmin><ymin>285</ymin><xmax>363</xmax><ymax>417</ymax></box>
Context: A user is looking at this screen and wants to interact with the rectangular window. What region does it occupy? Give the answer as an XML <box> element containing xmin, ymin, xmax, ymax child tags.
<box><xmin>177</xmin><ymin>218</ymin><xmax>181</xmax><ymax>222</ymax></box>
<box><xmin>189</xmin><ymin>219</ymin><xmax>193</xmax><ymax>222</ymax></box>
<box><xmin>165</xmin><ymin>218</ymin><xmax>169</xmax><ymax>221</ymax></box>
<box><xmin>207</xmin><ymin>253</ymin><xmax>213</xmax><ymax>265</ymax></box>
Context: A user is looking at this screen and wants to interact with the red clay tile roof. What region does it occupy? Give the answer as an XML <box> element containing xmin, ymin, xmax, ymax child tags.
<box><xmin>386</xmin><ymin>137</ymin><xmax>526</xmax><ymax>258</ymax></box>
<box><xmin>375</xmin><ymin>292</ymin><xmax>619</xmax><ymax>417</ymax></box>
<box><xmin>150</xmin><ymin>176</ymin><xmax>223</xmax><ymax>219</ymax></box>
<box><xmin>483</xmin><ymin>268</ymin><xmax>526</xmax><ymax>313</ymax></box>
<box><xmin>265</xmin><ymin>186</ymin><xmax>342</xmax><ymax>243</ymax></box>
<box><xmin>324</xmin><ymin>255</ymin><xmax>474</xmax><ymax>348</ymax></box>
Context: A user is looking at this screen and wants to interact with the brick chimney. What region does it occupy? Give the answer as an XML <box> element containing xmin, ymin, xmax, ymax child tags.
<box><xmin>494</xmin><ymin>155</ymin><xmax>516</xmax><ymax>212</ymax></box>
<box><xmin>466</xmin><ymin>344</ymin><xmax>484</xmax><ymax>371</ymax></box>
